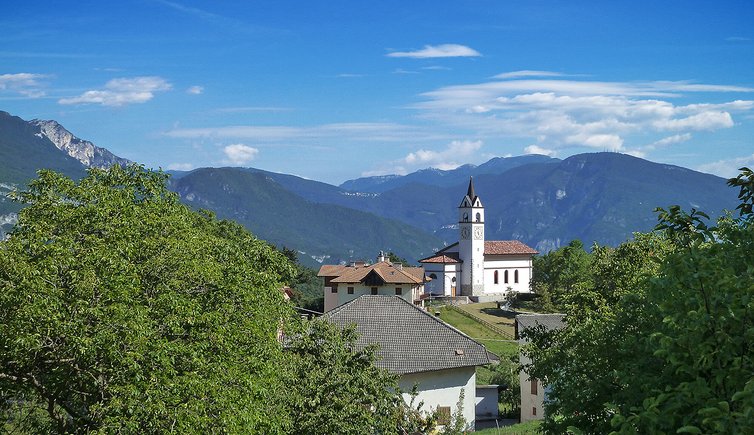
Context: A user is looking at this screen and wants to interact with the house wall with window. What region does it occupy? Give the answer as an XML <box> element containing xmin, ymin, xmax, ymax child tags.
<box><xmin>398</xmin><ymin>363</ymin><xmax>476</xmax><ymax>426</ymax></box>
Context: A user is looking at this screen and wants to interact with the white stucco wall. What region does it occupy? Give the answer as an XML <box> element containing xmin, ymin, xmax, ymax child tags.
<box><xmin>399</xmin><ymin>366</ymin><xmax>477</xmax><ymax>429</ymax></box>
<box><xmin>324</xmin><ymin>283</ymin><xmax>422</xmax><ymax>312</ymax></box>
<box><xmin>423</xmin><ymin>263</ymin><xmax>460</xmax><ymax>296</ymax></box>
<box><xmin>483</xmin><ymin>255</ymin><xmax>534</xmax><ymax>295</ymax></box>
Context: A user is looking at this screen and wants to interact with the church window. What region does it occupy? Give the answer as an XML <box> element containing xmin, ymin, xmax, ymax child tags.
<box><xmin>504</xmin><ymin>270</ymin><xmax>509</xmax><ymax>284</ymax></box>
<box><xmin>475</xmin><ymin>212</ymin><xmax>481</xmax><ymax>222</ymax></box>
<box><xmin>514</xmin><ymin>269</ymin><xmax>519</xmax><ymax>283</ymax></box>
<box><xmin>371</xmin><ymin>287</ymin><xmax>378</xmax><ymax>295</ymax></box>
<box><xmin>395</xmin><ymin>287</ymin><xmax>402</xmax><ymax>295</ymax></box>
<box><xmin>429</xmin><ymin>273</ymin><xmax>437</xmax><ymax>279</ymax></box>
<box><xmin>462</xmin><ymin>212</ymin><xmax>469</xmax><ymax>222</ymax></box>
<box><xmin>531</xmin><ymin>378</ymin><xmax>538</xmax><ymax>395</ymax></box>
<box><xmin>494</xmin><ymin>270</ymin><xmax>499</xmax><ymax>284</ymax></box>
<box><xmin>347</xmin><ymin>286</ymin><xmax>354</xmax><ymax>294</ymax></box>
<box><xmin>532</xmin><ymin>407</ymin><xmax>537</xmax><ymax>416</ymax></box>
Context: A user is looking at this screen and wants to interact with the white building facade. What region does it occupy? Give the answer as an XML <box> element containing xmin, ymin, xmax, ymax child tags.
<box><xmin>421</xmin><ymin>178</ymin><xmax>538</xmax><ymax>302</ymax></box>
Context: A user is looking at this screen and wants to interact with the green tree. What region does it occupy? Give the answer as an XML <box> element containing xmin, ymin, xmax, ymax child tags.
<box><xmin>282</xmin><ymin>320</ymin><xmax>436</xmax><ymax>434</ymax></box>
<box><xmin>0</xmin><ymin>165</ymin><xmax>296</xmax><ymax>433</ymax></box>
<box><xmin>530</xmin><ymin>239</ymin><xmax>593</xmax><ymax>312</ymax></box>
<box><xmin>524</xmin><ymin>168</ymin><xmax>754</xmax><ymax>434</ymax></box>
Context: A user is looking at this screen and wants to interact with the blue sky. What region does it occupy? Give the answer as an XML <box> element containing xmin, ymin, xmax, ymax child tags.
<box><xmin>2</xmin><ymin>0</ymin><xmax>753</xmax><ymax>185</ymax></box>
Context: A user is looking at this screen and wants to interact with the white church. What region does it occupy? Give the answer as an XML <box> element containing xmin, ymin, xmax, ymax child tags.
<box><xmin>420</xmin><ymin>178</ymin><xmax>538</xmax><ymax>302</ymax></box>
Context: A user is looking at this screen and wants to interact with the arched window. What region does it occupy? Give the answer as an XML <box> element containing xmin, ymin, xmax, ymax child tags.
<box><xmin>475</xmin><ymin>212</ymin><xmax>481</xmax><ymax>222</ymax></box>
<box><xmin>494</xmin><ymin>270</ymin><xmax>499</xmax><ymax>284</ymax></box>
<box><xmin>514</xmin><ymin>269</ymin><xmax>519</xmax><ymax>283</ymax></box>
<box><xmin>504</xmin><ymin>270</ymin><xmax>509</xmax><ymax>284</ymax></box>
<box><xmin>462</xmin><ymin>212</ymin><xmax>469</xmax><ymax>222</ymax></box>
<box><xmin>429</xmin><ymin>273</ymin><xmax>438</xmax><ymax>280</ymax></box>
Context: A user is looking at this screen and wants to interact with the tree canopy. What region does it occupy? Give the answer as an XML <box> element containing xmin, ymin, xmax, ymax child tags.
<box><xmin>0</xmin><ymin>165</ymin><xmax>433</xmax><ymax>434</ymax></box>
<box><xmin>523</xmin><ymin>168</ymin><xmax>754</xmax><ymax>434</ymax></box>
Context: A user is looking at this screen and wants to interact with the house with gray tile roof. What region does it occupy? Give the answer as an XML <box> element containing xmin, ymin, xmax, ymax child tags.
<box><xmin>324</xmin><ymin>295</ymin><xmax>494</xmax><ymax>428</ymax></box>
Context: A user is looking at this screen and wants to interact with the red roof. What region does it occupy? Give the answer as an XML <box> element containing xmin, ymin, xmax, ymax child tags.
<box><xmin>484</xmin><ymin>240</ymin><xmax>538</xmax><ymax>255</ymax></box>
<box><xmin>418</xmin><ymin>252</ymin><xmax>462</xmax><ymax>264</ymax></box>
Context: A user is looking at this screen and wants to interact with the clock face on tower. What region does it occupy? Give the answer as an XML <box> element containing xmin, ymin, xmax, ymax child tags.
<box><xmin>461</xmin><ymin>227</ymin><xmax>470</xmax><ymax>239</ymax></box>
<box><xmin>473</xmin><ymin>227</ymin><xmax>483</xmax><ymax>240</ymax></box>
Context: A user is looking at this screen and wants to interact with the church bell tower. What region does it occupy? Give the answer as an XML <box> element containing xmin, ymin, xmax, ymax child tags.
<box><xmin>458</xmin><ymin>177</ymin><xmax>485</xmax><ymax>296</ymax></box>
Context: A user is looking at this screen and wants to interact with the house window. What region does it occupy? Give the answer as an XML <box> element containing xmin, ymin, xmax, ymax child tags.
<box><xmin>395</xmin><ymin>287</ymin><xmax>402</xmax><ymax>295</ymax></box>
<box><xmin>371</xmin><ymin>287</ymin><xmax>378</xmax><ymax>295</ymax></box>
<box><xmin>494</xmin><ymin>270</ymin><xmax>499</xmax><ymax>284</ymax></box>
<box><xmin>504</xmin><ymin>270</ymin><xmax>509</xmax><ymax>284</ymax></box>
<box><xmin>514</xmin><ymin>269</ymin><xmax>519</xmax><ymax>284</ymax></box>
<box><xmin>531</xmin><ymin>378</ymin><xmax>538</xmax><ymax>395</ymax></box>
<box><xmin>331</xmin><ymin>286</ymin><xmax>337</xmax><ymax>293</ymax></box>
<box><xmin>347</xmin><ymin>286</ymin><xmax>354</xmax><ymax>294</ymax></box>
<box><xmin>532</xmin><ymin>406</ymin><xmax>537</xmax><ymax>416</ymax></box>
<box><xmin>436</xmin><ymin>406</ymin><xmax>451</xmax><ymax>425</ymax></box>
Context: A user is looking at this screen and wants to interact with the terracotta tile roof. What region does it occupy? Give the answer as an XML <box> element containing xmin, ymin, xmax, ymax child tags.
<box><xmin>318</xmin><ymin>261</ymin><xmax>423</xmax><ymax>285</ymax></box>
<box><xmin>419</xmin><ymin>252</ymin><xmax>462</xmax><ymax>264</ymax></box>
<box><xmin>324</xmin><ymin>296</ymin><xmax>492</xmax><ymax>374</ymax></box>
<box><xmin>484</xmin><ymin>240</ymin><xmax>538</xmax><ymax>255</ymax></box>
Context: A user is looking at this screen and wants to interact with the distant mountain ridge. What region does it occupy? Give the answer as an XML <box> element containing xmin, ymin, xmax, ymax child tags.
<box><xmin>31</xmin><ymin>119</ymin><xmax>131</xmax><ymax>168</ymax></box>
<box><xmin>0</xmin><ymin>110</ymin><xmax>741</xmax><ymax>261</ymax></box>
<box><xmin>339</xmin><ymin>154</ymin><xmax>559</xmax><ymax>192</ymax></box>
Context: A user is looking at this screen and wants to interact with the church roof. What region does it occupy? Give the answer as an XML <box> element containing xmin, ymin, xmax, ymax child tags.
<box><xmin>324</xmin><ymin>295</ymin><xmax>492</xmax><ymax>374</ymax></box>
<box><xmin>318</xmin><ymin>261</ymin><xmax>424</xmax><ymax>285</ymax></box>
<box><xmin>484</xmin><ymin>240</ymin><xmax>539</xmax><ymax>255</ymax></box>
<box><xmin>433</xmin><ymin>240</ymin><xmax>538</xmax><ymax>256</ymax></box>
<box><xmin>418</xmin><ymin>252</ymin><xmax>462</xmax><ymax>264</ymax></box>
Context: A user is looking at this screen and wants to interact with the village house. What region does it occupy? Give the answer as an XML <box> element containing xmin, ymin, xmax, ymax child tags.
<box><xmin>420</xmin><ymin>178</ymin><xmax>538</xmax><ymax>302</ymax></box>
<box><xmin>318</xmin><ymin>251</ymin><xmax>425</xmax><ymax>312</ymax></box>
<box><xmin>515</xmin><ymin>313</ymin><xmax>566</xmax><ymax>422</ymax></box>
<box><xmin>324</xmin><ymin>295</ymin><xmax>494</xmax><ymax>428</ymax></box>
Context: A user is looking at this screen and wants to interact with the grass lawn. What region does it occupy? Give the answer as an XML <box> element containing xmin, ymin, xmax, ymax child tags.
<box><xmin>435</xmin><ymin>305</ymin><xmax>519</xmax><ymax>385</ymax></box>
<box><xmin>456</xmin><ymin>302</ymin><xmax>517</xmax><ymax>337</ymax></box>
<box><xmin>475</xmin><ymin>420</ymin><xmax>541</xmax><ymax>434</ymax></box>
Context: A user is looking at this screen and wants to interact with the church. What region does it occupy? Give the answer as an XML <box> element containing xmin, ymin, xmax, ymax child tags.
<box><xmin>420</xmin><ymin>178</ymin><xmax>538</xmax><ymax>302</ymax></box>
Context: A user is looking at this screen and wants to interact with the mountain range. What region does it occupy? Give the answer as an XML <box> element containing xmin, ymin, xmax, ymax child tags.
<box><xmin>0</xmin><ymin>110</ymin><xmax>741</xmax><ymax>266</ymax></box>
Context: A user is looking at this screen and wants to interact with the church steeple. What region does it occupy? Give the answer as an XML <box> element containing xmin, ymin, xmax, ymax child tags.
<box><xmin>467</xmin><ymin>176</ymin><xmax>477</xmax><ymax>202</ymax></box>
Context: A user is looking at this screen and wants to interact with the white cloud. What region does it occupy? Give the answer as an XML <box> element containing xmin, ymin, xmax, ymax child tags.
<box><xmin>165</xmin><ymin>122</ymin><xmax>451</xmax><ymax>143</ymax></box>
<box><xmin>0</xmin><ymin>73</ymin><xmax>48</xmax><ymax>97</ymax></box>
<box><xmin>494</xmin><ymin>70</ymin><xmax>563</xmax><ymax>79</ymax></box>
<box><xmin>166</xmin><ymin>162</ymin><xmax>194</xmax><ymax>171</ymax></box>
<box><xmin>404</xmin><ymin>140</ymin><xmax>483</xmax><ymax>169</ymax></box>
<box><xmin>524</xmin><ymin>145</ymin><xmax>556</xmax><ymax>157</ymax></box>
<box><xmin>223</xmin><ymin>144</ymin><xmax>259</xmax><ymax>165</ymax></box>
<box><xmin>697</xmin><ymin>153</ymin><xmax>754</xmax><ymax>178</ymax></box>
<box><xmin>387</xmin><ymin>44</ymin><xmax>481</xmax><ymax>59</ymax></box>
<box><xmin>187</xmin><ymin>85</ymin><xmax>203</xmax><ymax>94</ymax></box>
<box><xmin>59</xmin><ymin>76</ymin><xmax>172</xmax><ymax>106</ymax></box>
<box><xmin>411</xmin><ymin>76</ymin><xmax>754</xmax><ymax>156</ymax></box>
<box><xmin>650</xmin><ymin>133</ymin><xmax>693</xmax><ymax>147</ymax></box>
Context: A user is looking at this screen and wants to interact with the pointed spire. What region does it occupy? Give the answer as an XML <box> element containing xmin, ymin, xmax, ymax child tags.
<box><xmin>467</xmin><ymin>176</ymin><xmax>477</xmax><ymax>202</ymax></box>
